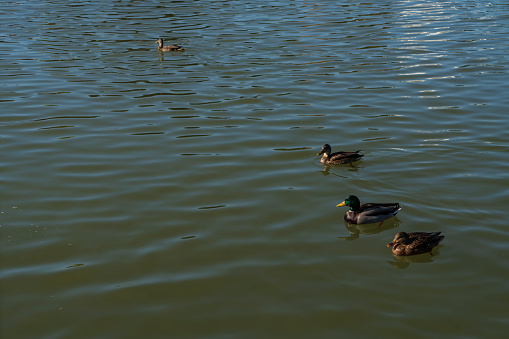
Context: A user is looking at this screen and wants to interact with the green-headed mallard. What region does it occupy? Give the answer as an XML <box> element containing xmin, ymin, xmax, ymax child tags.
<box><xmin>317</xmin><ymin>144</ymin><xmax>364</xmax><ymax>165</ymax></box>
<box><xmin>155</xmin><ymin>38</ymin><xmax>185</xmax><ymax>51</ymax></box>
<box><xmin>387</xmin><ymin>231</ymin><xmax>444</xmax><ymax>256</ymax></box>
<box><xmin>337</xmin><ymin>195</ymin><xmax>400</xmax><ymax>224</ymax></box>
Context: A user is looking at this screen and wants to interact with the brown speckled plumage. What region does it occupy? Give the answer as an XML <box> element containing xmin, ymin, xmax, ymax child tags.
<box><xmin>155</xmin><ymin>38</ymin><xmax>185</xmax><ymax>51</ymax></box>
<box><xmin>387</xmin><ymin>231</ymin><xmax>444</xmax><ymax>256</ymax></box>
<box><xmin>317</xmin><ymin>144</ymin><xmax>364</xmax><ymax>165</ymax></box>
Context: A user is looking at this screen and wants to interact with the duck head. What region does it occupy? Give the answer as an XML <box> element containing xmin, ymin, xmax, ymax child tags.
<box><xmin>317</xmin><ymin>144</ymin><xmax>332</xmax><ymax>156</ymax></box>
<box><xmin>387</xmin><ymin>232</ymin><xmax>410</xmax><ymax>247</ymax></box>
<box><xmin>336</xmin><ymin>195</ymin><xmax>361</xmax><ymax>211</ymax></box>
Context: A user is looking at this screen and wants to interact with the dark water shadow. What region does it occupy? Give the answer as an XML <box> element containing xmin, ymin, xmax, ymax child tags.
<box><xmin>338</xmin><ymin>217</ymin><xmax>400</xmax><ymax>241</ymax></box>
<box><xmin>386</xmin><ymin>245</ymin><xmax>444</xmax><ymax>269</ymax></box>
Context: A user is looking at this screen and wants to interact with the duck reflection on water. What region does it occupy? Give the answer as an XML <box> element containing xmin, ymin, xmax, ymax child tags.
<box><xmin>318</xmin><ymin>162</ymin><xmax>363</xmax><ymax>177</ymax></box>
<box><xmin>338</xmin><ymin>218</ymin><xmax>400</xmax><ymax>241</ymax></box>
<box><xmin>386</xmin><ymin>246</ymin><xmax>444</xmax><ymax>269</ymax></box>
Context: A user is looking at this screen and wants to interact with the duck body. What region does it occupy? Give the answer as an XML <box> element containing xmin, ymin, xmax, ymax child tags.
<box><xmin>155</xmin><ymin>38</ymin><xmax>185</xmax><ymax>51</ymax></box>
<box><xmin>337</xmin><ymin>195</ymin><xmax>400</xmax><ymax>224</ymax></box>
<box><xmin>387</xmin><ymin>231</ymin><xmax>444</xmax><ymax>256</ymax></box>
<box><xmin>317</xmin><ymin>144</ymin><xmax>363</xmax><ymax>165</ymax></box>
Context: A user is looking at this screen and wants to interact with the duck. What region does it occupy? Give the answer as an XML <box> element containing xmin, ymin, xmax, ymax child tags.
<box><xmin>154</xmin><ymin>38</ymin><xmax>185</xmax><ymax>51</ymax></box>
<box><xmin>387</xmin><ymin>231</ymin><xmax>444</xmax><ymax>256</ymax></box>
<box><xmin>336</xmin><ymin>195</ymin><xmax>400</xmax><ymax>224</ymax></box>
<box><xmin>317</xmin><ymin>144</ymin><xmax>364</xmax><ymax>165</ymax></box>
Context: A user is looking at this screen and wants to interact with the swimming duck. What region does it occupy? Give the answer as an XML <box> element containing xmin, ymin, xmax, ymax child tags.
<box><xmin>387</xmin><ymin>231</ymin><xmax>444</xmax><ymax>256</ymax></box>
<box><xmin>317</xmin><ymin>144</ymin><xmax>364</xmax><ymax>165</ymax></box>
<box><xmin>336</xmin><ymin>195</ymin><xmax>400</xmax><ymax>224</ymax></box>
<box><xmin>154</xmin><ymin>38</ymin><xmax>185</xmax><ymax>51</ymax></box>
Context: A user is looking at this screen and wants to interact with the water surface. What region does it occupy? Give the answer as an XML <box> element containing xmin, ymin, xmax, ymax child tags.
<box><xmin>1</xmin><ymin>1</ymin><xmax>509</xmax><ymax>338</ymax></box>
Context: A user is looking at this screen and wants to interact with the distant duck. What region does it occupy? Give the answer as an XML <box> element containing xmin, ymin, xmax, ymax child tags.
<box><xmin>317</xmin><ymin>144</ymin><xmax>364</xmax><ymax>165</ymax></box>
<box><xmin>387</xmin><ymin>231</ymin><xmax>444</xmax><ymax>256</ymax></box>
<box><xmin>337</xmin><ymin>195</ymin><xmax>401</xmax><ymax>224</ymax></box>
<box><xmin>154</xmin><ymin>38</ymin><xmax>185</xmax><ymax>51</ymax></box>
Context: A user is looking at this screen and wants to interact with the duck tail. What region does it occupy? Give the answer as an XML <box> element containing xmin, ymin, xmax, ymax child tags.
<box><xmin>434</xmin><ymin>232</ymin><xmax>444</xmax><ymax>243</ymax></box>
<box><xmin>392</xmin><ymin>203</ymin><xmax>401</xmax><ymax>215</ymax></box>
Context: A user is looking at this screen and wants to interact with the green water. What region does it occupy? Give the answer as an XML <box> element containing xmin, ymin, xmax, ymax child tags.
<box><xmin>1</xmin><ymin>1</ymin><xmax>509</xmax><ymax>338</ymax></box>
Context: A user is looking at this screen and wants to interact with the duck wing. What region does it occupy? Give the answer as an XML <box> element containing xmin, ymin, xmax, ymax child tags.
<box><xmin>408</xmin><ymin>232</ymin><xmax>444</xmax><ymax>254</ymax></box>
<box><xmin>350</xmin><ymin>203</ymin><xmax>399</xmax><ymax>224</ymax></box>
<box><xmin>163</xmin><ymin>45</ymin><xmax>185</xmax><ymax>51</ymax></box>
<box><xmin>328</xmin><ymin>150</ymin><xmax>364</xmax><ymax>164</ymax></box>
<box><xmin>359</xmin><ymin>202</ymin><xmax>400</xmax><ymax>216</ymax></box>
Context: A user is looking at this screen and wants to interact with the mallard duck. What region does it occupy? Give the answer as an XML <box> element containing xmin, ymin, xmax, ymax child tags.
<box><xmin>387</xmin><ymin>231</ymin><xmax>444</xmax><ymax>256</ymax></box>
<box><xmin>336</xmin><ymin>195</ymin><xmax>400</xmax><ymax>224</ymax></box>
<box><xmin>155</xmin><ymin>38</ymin><xmax>185</xmax><ymax>51</ymax></box>
<box><xmin>317</xmin><ymin>144</ymin><xmax>364</xmax><ymax>165</ymax></box>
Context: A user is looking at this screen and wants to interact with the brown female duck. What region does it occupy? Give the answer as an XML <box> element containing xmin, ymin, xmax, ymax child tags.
<box><xmin>155</xmin><ymin>38</ymin><xmax>185</xmax><ymax>51</ymax></box>
<box><xmin>387</xmin><ymin>231</ymin><xmax>444</xmax><ymax>256</ymax></box>
<box><xmin>317</xmin><ymin>144</ymin><xmax>363</xmax><ymax>165</ymax></box>
<box><xmin>337</xmin><ymin>195</ymin><xmax>400</xmax><ymax>224</ymax></box>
